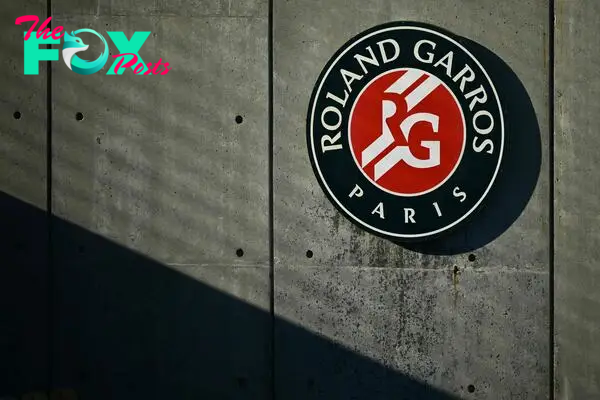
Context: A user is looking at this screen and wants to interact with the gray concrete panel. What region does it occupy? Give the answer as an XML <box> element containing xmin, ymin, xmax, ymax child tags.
<box><xmin>273</xmin><ymin>0</ymin><xmax>549</xmax><ymax>270</ymax></box>
<box><xmin>1</xmin><ymin>2</ymin><xmax>47</xmax><ymax>208</ymax></box>
<box><xmin>0</xmin><ymin>0</ymin><xmax>49</xmax><ymax>395</ymax></box>
<box><xmin>51</xmin><ymin>217</ymin><xmax>271</xmax><ymax>398</ymax></box>
<box><xmin>274</xmin><ymin>0</ymin><xmax>550</xmax><ymax>398</ymax></box>
<box><xmin>555</xmin><ymin>0</ymin><xmax>600</xmax><ymax>397</ymax></box>
<box><xmin>49</xmin><ymin>7</ymin><xmax>270</xmax><ymax>398</ymax></box>
<box><xmin>51</xmin><ymin>14</ymin><xmax>268</xmax><ymax>265</ymax></box>
<box><xmin>52</xmin><ymin>0</ymin><xmax>266</xmax><ymax>18</ymax></box>
<box><xmin>276</xmin><ymin>267</ymin><xmax>549</xmax><ymax>399</ymax></box>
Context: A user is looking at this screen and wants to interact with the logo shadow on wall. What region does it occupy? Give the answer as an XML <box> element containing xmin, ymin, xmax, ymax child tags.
<box><xmin>403</xmin><ymin>36</ymin><xmax>542</xmax><ymax>255</ymax></box>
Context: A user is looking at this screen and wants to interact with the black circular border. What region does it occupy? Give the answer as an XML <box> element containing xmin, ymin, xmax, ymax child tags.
<box><xmin>307</xmin><ymin>21</ymin><xmax>504</xmax><ymax>241</ymax></box>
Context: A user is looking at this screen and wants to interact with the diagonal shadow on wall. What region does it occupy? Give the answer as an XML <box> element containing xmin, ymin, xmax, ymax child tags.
<box><xmin>0</xmin><ymin>191</ymin><xmax>458</xmax><ymax>400</ymax></box>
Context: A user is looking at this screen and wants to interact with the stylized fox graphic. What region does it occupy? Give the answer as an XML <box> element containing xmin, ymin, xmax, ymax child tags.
<box><xmin>62</xmin><ymin>31</ymin><xmax>89</xmax><ymax>70</ymax></box>
<box><xmin>61</xmin><ymin>29</ymin><xmax>109</xmax><ymax>75</ymax></box>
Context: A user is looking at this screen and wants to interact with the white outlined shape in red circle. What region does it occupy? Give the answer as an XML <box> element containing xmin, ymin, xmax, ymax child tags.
<box><xmin>308</xmin><ymin>25</ymin><xmax>505</xmax><ymax>240</ymax></box>
<box><xmin>349</xmin><ymin>68</ymin><xmax>466</xmax><ymax>197</ymax></box>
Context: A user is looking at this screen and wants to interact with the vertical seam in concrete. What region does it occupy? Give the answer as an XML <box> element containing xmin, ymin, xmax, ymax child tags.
<box><xmin>268</xmin><ymin>0</ymin><xmax>275</xmax><ymax>399</ymax></box>
<box><xmin>549</xmin><ymin>0</ymin><xmax>556</xmax><ymax>398</ymax></box>
<box><xmin>46</xmin><ymin>0</ymin><xmax>54</xmax><ymax>393</ymax></box>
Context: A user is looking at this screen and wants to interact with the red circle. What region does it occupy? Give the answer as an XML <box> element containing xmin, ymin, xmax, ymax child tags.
<box><xmin>349</xmin><ymin>68</ymin><xmax>465</xmax><ymax>196</ymax></box>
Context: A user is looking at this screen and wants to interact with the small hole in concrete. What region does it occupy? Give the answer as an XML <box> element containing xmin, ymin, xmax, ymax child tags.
<box><xmin>236</xmin><ymin>248</ymin><xmax>244</xmax><ymax>257</ymax></box>
<box><xmin>76</xmin><ymin>112</ymin><xmax>84</xmax><ymax>121</ymax></box>
<box><xmin>235</xmin><ymin>115</ymin><xmax>243</xmax><ymax>124</ymax></box>
<box><xmin>13</xmin><ymin>111</ymin><xmax>21</xmax><ymax>120</ymax></box>
<box><xmin>467</xmin><ymin>384</ymin><xmax>475</xmax><ymax>393</ymax></box>
<box><xmin>453</xmin><ymin>265</ymin><xmax>459</xmax><ymax>274</ymax></box>
<box><xmin>306</xmin><ymin>250</ymin><xmax>313</xmax><ymax>258</ymax></box>
<box><xmin>468</xmin><ymin>254</ymin><xmax>476</xmax><ymax>262</ymax></box>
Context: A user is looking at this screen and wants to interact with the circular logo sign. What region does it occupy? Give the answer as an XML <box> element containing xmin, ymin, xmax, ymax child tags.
<box><xmin>307</xmin><ymin>22</ymin><xmax>504</xmax><ymax>240</ymax></box>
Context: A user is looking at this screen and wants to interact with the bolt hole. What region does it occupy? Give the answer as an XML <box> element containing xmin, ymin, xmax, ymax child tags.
<box><xmin>76</xmin><ymin>112</ymin><xmax>84</xmax><ymax>121</ymax></box>
<box><xmin>236</xmin><ymin>248</ymin><xmax>244</xmax><ymax>257</ymax></box>
<box><xmin>13</xmin><ymin>111</ymin><xmax>21</xmax><ymax>120</ymax></box>
<box><xmin>467</xmin><ymin>384</ymin><xmax>475</xmax><ymax>393</ymax></box>
<box><xmin>468</xmin><ymin>253</ymin><xmax>476</xmax><ymax>262</ymax></box>
<box><xmin>306</xmin><ymin>250</ymin><xmax>313</xmax><ymax>258</ymax></box>
<box><xmin>235</xmin><ymin>115</ymin><xmax>243</xmax><ymax>124</ymax></box>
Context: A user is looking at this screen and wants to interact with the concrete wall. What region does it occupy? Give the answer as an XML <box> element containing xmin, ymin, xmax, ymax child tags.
<box><xmin>555</xmin><ymin>0</ymin><xmax>600</xmax><ymax>397</ymax></box>
<box><xmin>0</xmin><ymin>0</ymin><xmax>597</xmax><ymax>399</ymax></box>
<box><xmin>50</xmin><ymin>1</ymin><xmax>271</xmax><ymax>398</ymax></box>
<box><xmin>273</xmin><ymin>1</ymin><xmax>549</xmax><ymax>398</ymax></box>
<box><xmin>0</xmin><ymin>0</ymin><xmax>49</xmax><ymax>395</ymax></box>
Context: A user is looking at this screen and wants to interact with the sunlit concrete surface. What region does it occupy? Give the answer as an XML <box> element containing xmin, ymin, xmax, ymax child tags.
<box><xmin>555</xmin><ymin>0</ymin><xmax>600</xmax><ymax>398</ymax></box>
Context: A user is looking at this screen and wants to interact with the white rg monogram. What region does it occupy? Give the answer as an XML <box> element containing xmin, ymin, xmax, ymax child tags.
<box><xmin>361</xmin><ymin>70</ymin><xmax>442</xmax><ymax>181</ymax></box>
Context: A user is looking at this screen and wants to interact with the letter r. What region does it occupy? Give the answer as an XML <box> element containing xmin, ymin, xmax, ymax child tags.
<box><xmin>23</xmin><ymin>33</ymin><xmax>59</xmax><ymax>75</ymax></box>
<box><xmin>106</xmin><ymin>31</ymin><xmax>151</xmax><ymax>75</ymax></box>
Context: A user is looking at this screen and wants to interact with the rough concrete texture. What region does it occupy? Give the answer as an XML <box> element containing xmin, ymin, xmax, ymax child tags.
<box><xmin>274</xmin><ymin>0</ymin><xmax>550</xmax><ymax>398</ymax></box>
<box><xmin>46</xmin><ymin>2</ymin><xmax>271</xmax><ymax>398</ymax></box>
<box><xmin>555</xmin><ymin>0</ymin><xmax>600</xmax><ymax>398</ymax></box>
<box><xmin>276</xmin><ymin>267</ymin><xmax>548</xmax><ymax>399</ymax></box>
<box><xmin>273</xmin><ymin>0</ymin><xmax>549</xmax><ymax>270</ymax></box>
<box><xmin>0</xmin><ymin>0</ymin><xmax>49</xmax><ymax>395</ymax></box>
<box><xmin>51</xmin><ymin>14</ymin><xmax>269</xmax><ymax>266</ymax></box>
<box><xmin>2</xmin><ymin>0</ymin><xmax>600</xmax><ymax>398</ymax></box>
